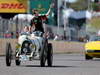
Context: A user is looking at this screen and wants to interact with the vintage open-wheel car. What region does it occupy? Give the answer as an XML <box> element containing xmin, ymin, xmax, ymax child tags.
<box><xmin>6</xmin><ymin>31</ymin><xmax>53</xmax><ymax>67</ymax></box>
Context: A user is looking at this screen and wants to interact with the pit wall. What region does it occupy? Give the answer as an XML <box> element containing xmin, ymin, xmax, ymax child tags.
<box><xmin>0</xmin><ymin>39</ymin><xmax>85</xmax><ymax>55</ymax></box>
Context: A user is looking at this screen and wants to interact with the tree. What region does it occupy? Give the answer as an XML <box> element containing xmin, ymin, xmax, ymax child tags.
<box><xmin>90</xmin><ymin>17</ymin><xmax>100</xmax><ymax>29</ymax></box>
<box><xmin>68</xmin><ymin>0</ymin><xmax>88</xmax><ymax>11</ymax></box>
<box><xmin>91</xmin><ymin>2</ymin><xmax>100</xmax><ymax>11</ymax></box>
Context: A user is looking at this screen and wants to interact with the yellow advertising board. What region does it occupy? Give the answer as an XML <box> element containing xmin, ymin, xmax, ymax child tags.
<box><xmin>0</xmin><ymin>0</ymin><xmax>27</xmax><ymax>13</ymax></box>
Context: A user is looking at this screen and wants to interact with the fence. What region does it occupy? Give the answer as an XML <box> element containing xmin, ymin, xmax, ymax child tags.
<box><xmin>0</xmin><ymin>18</ymin><xmax>30</xmax><ymax>38</ymax></box>
<box><xmin>0</xmin><ymin>17</ymin><xmax>87</xmax><ymax>42</ymax></box>
<box><xmin>0</xmin><ymin>18</ymin><xmax>86</xmax><ymax>55</ymax></box>
<box><xmin>0</xmin><ymin>39</ymin><xmax>85</xmax><ymax>55</ymax></box>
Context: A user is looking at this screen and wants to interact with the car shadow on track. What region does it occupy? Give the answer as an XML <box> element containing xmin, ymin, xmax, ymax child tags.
<box><xmin>21</xmin><ymin>65</ymin><xmax>76</xmax><ymax>68</ymax></box>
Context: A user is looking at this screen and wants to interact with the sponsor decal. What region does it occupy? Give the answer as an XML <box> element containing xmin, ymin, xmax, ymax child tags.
<box><xmin>0</xmin><ymin>0</ymin><xmax>27</xmax><ymax>13</ymax></box>
<box><xmin>0</xmin><ymin>3</ymin><xmax>25</xmax><ymax>9</ymax></box>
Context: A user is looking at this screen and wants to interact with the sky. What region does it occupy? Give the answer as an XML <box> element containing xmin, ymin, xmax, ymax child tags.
<box><xmin>65</xmin><ymin>0</ymin><xmax>77</xmax><ymax>3</ymax></box>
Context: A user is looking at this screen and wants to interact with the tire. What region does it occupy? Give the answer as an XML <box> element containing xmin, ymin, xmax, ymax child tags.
<box><xmin>15</xmin><ymin>59</ymin><xmax>20</xmax><ymax>66</ymax></box>
<box><xmin>40</xmin><ymin>49</ymin><xmax>46</xmax><ymax>67</ymax></box>
<box><xmin>15</xmin><ymin>51</ymin><xmax>21</xmax><ymax>66</ymax></box>
<box><xmin>40</xmin><ymin>40</ymin><xmax>47</xmax><ymax>67</ymax></box>
<box><xmin>6</xmin><ymin>43</ymin><xmax>12</xmax><ymax>66</ymax></box>
<box><xmin>47</xmin><ymin>43</ymin><xmax>53</xmax><ymax>67</ymax></box>
<box><xmin>85</xmin><ymin>54</ymin><xmax>93</xmax><ymax>60</ymax></box>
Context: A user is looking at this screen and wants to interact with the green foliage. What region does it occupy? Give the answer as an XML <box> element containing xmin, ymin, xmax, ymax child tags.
<box><xmin>69</xmin><ymin>0</ymin><xmax>88</xmax><ymax>11</ymax></box>
<box><xmin>90</xmin><ymin>17</ymin><xmax>100</xmax><ymax>29</ymax></box>
<box><xmin>92</xmin><ymin>3</ymin><xmax>100</xmax><ymax>11</ymax></box>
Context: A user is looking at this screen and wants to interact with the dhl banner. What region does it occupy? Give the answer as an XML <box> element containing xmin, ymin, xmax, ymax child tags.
<box><xmin>0</xmin><ymin>0</ymin><xmax>27</xmax><ymax>13</ymax></box>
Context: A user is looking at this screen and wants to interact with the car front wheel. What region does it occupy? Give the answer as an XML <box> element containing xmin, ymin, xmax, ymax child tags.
<box><xmin>85</xmin><ymin>54</ymin><xmax>93</xmax><ymax>60</ymax></box>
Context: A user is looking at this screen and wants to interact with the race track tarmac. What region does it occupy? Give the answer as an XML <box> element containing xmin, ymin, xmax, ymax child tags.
<box><xmin>1</xmin><ymin>54</ymin><xmax>100</xmax><ymax>75</ymax></box>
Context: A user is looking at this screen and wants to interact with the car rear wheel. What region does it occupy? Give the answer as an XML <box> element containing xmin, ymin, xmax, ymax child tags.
<box><xmin>47</xmin><ymin>43</ymin><xmax>53</xmax><ymax>67</ymax></box>
<box><xmin>6</xmin><ymin>42</ymin><xmax>12</xmax><ymax>66</ymax></box>
<box><xmin>40</xmin><ymin>48</ymin><xmax>46</xmax><ymax>67</ymax></box>
<box><xmin>40</xmin><ymin>38</ymin><xmax>48</xmax><ymax>67</ymax></box>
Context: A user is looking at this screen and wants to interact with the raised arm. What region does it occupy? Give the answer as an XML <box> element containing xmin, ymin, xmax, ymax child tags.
<box><xmin>46</xmin><ymin>3</ymin><xmax>54</xmax><ymax>16</ymax></box>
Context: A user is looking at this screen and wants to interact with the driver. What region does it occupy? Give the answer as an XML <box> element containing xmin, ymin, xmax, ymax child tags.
<box><xmin>28</xmin><ymin>4</ymin><xmax>54</xmax><ymax>58</ymax></box>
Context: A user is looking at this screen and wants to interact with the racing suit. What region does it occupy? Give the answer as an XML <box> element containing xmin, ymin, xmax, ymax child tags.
<box><xmin>30</xmin><ymin>15</ymin><xmax>47</xmax><ymax>33</ymax></box>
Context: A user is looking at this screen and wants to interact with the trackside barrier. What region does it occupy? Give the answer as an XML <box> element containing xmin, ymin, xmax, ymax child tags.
<box><xmin>0</xmin><ymin>39</ymin><xmax>85</xmax><ymax>55</ymax></box>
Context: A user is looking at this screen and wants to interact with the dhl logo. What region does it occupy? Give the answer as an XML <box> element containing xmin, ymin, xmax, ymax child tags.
<box><xmin>0</xmin><ymin>3</ymin><xmax>26</xmax><ymax>9</ymax></box>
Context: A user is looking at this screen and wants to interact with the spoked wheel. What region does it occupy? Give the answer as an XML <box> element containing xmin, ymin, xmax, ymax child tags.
<box><xmin>6</xmin><ymin>42</ymin><xmax>12</xmax><ymax>66</ymax></box>
<box><xmin>40</xmin><ymin>40</ymin><xmax>48</xmax><ymax>67</ymax></box>
<box><xmin>15</xmin><ymin>58</ymin><xmax>20</xmax><ymax>66</ymax></box>
<box><xmin>40</xmin><ymin>47</ymin><xmax>46</xmax><ymax>67</ymax></box>
<box><xmin>47</xmin><ymin>43</ymin><xmax>53</xmax><ymax>67</ymax></box>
